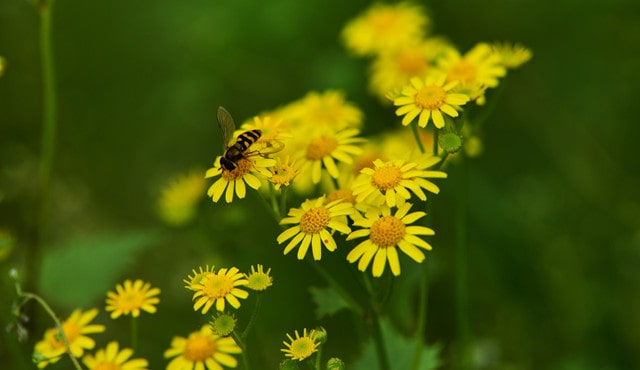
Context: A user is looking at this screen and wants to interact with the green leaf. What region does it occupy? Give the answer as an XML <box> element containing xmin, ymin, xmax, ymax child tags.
<box><xmin>39</xmin><ymin>230</ymin><xmax>160</xmax><ymax>307</ymax></box>
<box><xmin>309</xmin><ymin>285</ymin><xmax>351</xmax><ymax>319</ymax></box>
<box><xmin>351</xmin><ymin>319</ymin><xmax>441</xmax><ymax>370</ymax></box>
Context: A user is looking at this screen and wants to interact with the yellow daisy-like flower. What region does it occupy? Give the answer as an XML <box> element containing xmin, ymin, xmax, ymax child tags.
<box><xmin>206</xmin><ymin>155</ymin><xmax>276</xmax><ymax>203</ymax></box>
<box><xmin>393</xmin><ymin>74</ymin><xmax>470</xmax><ymax>129</ymax></box>
<box><xmin>164</xmin><ymin>325</ymin><xmax>242</xmax><ymax>370</ymax></box>
<box><xmin>105</xmin><ymin>279</ymin><xmax>160</xmax><ymax>319</ymax></box>
<box><xmin>286</xmin><ymin>90</ymin><xmax>363</xmax><ymax>130</ymax></box>
<box><xmin>240</xmin><ymin>114</ymin><xmax>291</xmax><ymax>149</ymax></box>
<box><xmin>157</xmin><ymin>169</ymin><xmax>206</xmax><ymax>227</ymax></box>
<box><xmin>490</xmin><ymin>41</ymin><xmax>533</xmax><ymax>69</ymax></box>
<box><xmin>299</xmin><ymin>128</ymin><xmax>365</xmax><ymax>184</ymax></box>
<box><xmin>342</xmin><ymin>2</ymin><xmax>429</xmax><ymax>56</ymax></box>
<box><xmin>436</xmin><ymin>42</ymin><xmax>507</xmax><ymax>89</ymax></box>
<box><xmin>245</xmin><ymin>264</ymin><xmax>273</xmax><ymax>292</ymax></box>
<box><xmin>352</xmin><ymin>156</ymin><xmax>447</xmax><ymax>208</ymax></box>
<box><xmin>83</xmin><ymin>341</ymin><xmax>148</xmax><ymax>370</ymax></box>
<box><xmin>347</xmin><ymin>203</ymin><xmax>434</xmax><ymax>277</ymax></box>
<box><xmin>33</xmin><ymin>308</ymin><xmax>106</xmax><ymax>369</ymax></box>
<box><xmin>369</xmin><ymin>38</ymin><xmax>452</xmax><ymax>101</ymax></box>
<box><xmin>269</xmin><ymin>156</ymin><xmax>300</xmax><ymax>190</ymax></box>
<box><xmin>277</xmin><ymin>197</ymin><xmax>352</xmax><ymax>261</ymax></box>
<box><xmin>191</xmin><ymin>267</ymin><xmax>249</xmax><ymax>313</ymax></box>
<box><xmin>183</xmin><ymin>265</ymin><xmax>216</xmax><ymax>291</ymax></box>
<box><xmin>281</xmin><ymin>328</ymin><xmax>320</xmax><ymax>361</ymax></box>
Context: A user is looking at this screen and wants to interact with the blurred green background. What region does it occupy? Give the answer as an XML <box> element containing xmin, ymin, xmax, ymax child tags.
<box><xmin>1</xmin><ymin>0</ymin><xmax>639</xmax><ymax>369</ymax></box>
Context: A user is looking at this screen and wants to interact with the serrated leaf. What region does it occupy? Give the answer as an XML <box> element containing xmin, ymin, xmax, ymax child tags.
<box><xmin>309</xmin><ymin>286</ymin><xmax>351</xmax><ymax>319</ymax></box>
<box><xmin>351</xmin><ymin>318</ymin><xmax>441</xmax><ymax>370</ymax></box>
<box><xmin>39</xmin><ymin>230</ymin><xmax>160</xmax><ymax>307</ymax></box>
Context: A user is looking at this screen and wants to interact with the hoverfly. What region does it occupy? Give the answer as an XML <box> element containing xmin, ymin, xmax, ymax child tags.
<box><xmin>217</xmin><ymin>106</ymin><xmax>262</xmax><ymax>171</ymax></box>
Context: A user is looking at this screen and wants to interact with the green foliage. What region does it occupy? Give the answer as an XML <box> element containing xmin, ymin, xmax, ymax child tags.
<box><xmin>351</xmin><ymin>319</ymin><xmax>441</xmax><ymax>370</ymax></box>
<box><xmin>309</xmin><ymin>286</ymin><xmax>351</xmax><ymax>319</ymax></box>
<box><xmin>39</xmin><ymin>230</ymin><xmax>159</xmax><ymax>307</ymax></box>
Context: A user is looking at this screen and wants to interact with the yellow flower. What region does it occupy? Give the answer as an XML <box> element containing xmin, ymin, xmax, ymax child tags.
<box><xmin>206</xmin><ymin>155</ymin><xmax>276</xmax><ymax>203</ymax></box>
<box><xmin>342</xmin><ymin>2</ymin><xmax>429</xmax><ymax>56</ymax></box>
<box><xmin>286</xmin><ymin>90</ymin><xmax>363</xmax><ymax>130</ymax></box>
<box><xmin>105</xmin><ymin>279</ymin><xmax>160</xmax><ymax>319</ymax></box>
<box><xmin>191</xmin><ymin>267</ymin><xmax>249</xmax><ymax>313</ymax></box>
<box><xmin>183</xmin><ymin>265</ymin><xmax>216</xmax><ymax>291</ymax></box>
<box><xmin>245</xmin><ymin>264</ymin><xmax>273</xmax><ymax>292</ymax></box>
<box><xmin>490</xmin><ymin>41</ymin><xmax>533</xmax><ymax>69</ymax></box>
<box><xmin>33</xmin><ymin>308</ymin><xmax>105</xmax><ymax>368</ymax></box>
<box><xmin>347</xmin><ymin>203</ymin><xmax>434</xmax><ymax>277</ymax></box>
<box><xmin>281</xmin><ymin>328</ymin><xmax>320</xmax><ymax>361</ymax></box>
<box><xmin>393</xmin><ymin>74</ymin><xmax>470</xmax><ymax>129</ymax></box>
<box><xmin>83</xmin><ymin>341</ymin><xmax>148</xmax><ymax>370</ymax></box>
<box><xmin>369</xmin><ymin>38</ymin><xmax>452</xmax><ymax>101</ymax></box>
<box><xmin>436</xmin><ymin>42</ymin><xmax>507</xmax><ymax>89</ymax></box>
<box><xmin>164</xmin><ymin>325</ymin><xmax>242</xmax><ymax>370</ymax></box>
<box><xmin>269</xmin><ymin>156</ymin><xmax>300</xmax><ymax>190</ymax></box>
<box><xmin>158</xmin><ymin>169</ymin><xmax>206</xmax><ymax>227</ymax></box>
<box><xmin>277</xmin><ymin>197</ymin><xmax>352</xmax><ymax>261</ymax></box>
<box><xmin>298</xmin><ymin>128</ymin><xmax>365</xmax><ymax>184</ymax></box>
<box><xmin>352</xmin><ymin>156</ymin><xmax>447</xmax><ymax>208</ymax></box>
<box><xmin>240</xmin><ymin>114</ymin><xmax>291</xmax><ymax>148</ymax></box>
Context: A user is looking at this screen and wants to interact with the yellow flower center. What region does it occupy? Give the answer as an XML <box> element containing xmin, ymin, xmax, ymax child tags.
<box><xmin>247</xmin><ymin>272</ymin><xmax>272</xmax><ymax>291</ymax></box>
<box><xmin>271</xmin><ymin>161</ymin><xmax>298</xmax><ymax>186</ymax></box>
<box><xmin>93</xmin><ymin>362</ymin><xmax>121</xmax><ymax>370</ymax></box>
<box><xmin>222</xmin><ymin>158</ymin><xmax>252</xmax><ymax>180</ymax></box>
<box><xmin>371</xmin><ymin>165</ymin><xmax>402</xmax><ymax>190</ymax></box>
<box><xmin>306</xmin><ymin>136</ymin><xmax>338</xmax><ymax>161</ymax></box>
<box><xmin>184</xmin><ymin>333</ymin><xmax>217</xmax><ymax>362</ymax></box>
<box><xmin>396</xmin><ymin>51</ymin><xmax>427</xmax><ymax>75</ymax></box>
<box><xmin>116</xmin><ymin>291</ymin><xmax>145</xmax><ymax>312</ymax></box>
<box><xmin>370</xmin><ymin>216</ymin><xmax>406</xmax><ymax>247</ymax></box>
<box><xmin>202</xmin><ymin>275</ymin><xmax>234</xmax><ymax>299</ymax></box>
<box><xmin>414</xmin><ymin>85</ymin><xmax>446</xmax><ymax>110</ymax></box>
<box><xmin>299</xmin><ymin>207</ymin><xmax>331</xmax><ymax>234</ymax></box>
<box><xmin>289</xmin><ymin>337</ymin><xmax>317</xmax><ymax>360</ymax></box>
<box><xmin>447</xmin><ymin>60</ymin><xmax>477</xmax><ymax>85</ymax></box>
<box><xmin>326</xmin><ymin>189</ymin><xmax>356</xmax><ymax>204</ymax></box>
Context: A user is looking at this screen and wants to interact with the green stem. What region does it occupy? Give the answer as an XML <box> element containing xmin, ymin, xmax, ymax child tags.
<box><xmin>455</xmin><ymin>159</ymin><xmax>470</xmax><ymax>369</ymax></box>
<box><xmin>130</xmin><ymin>316</ymin><xmax>138</xmax><ymax>353</ymax></box>
<box><xmin>371</xmin><ymin>311</ymin><xmax>390</xmax><ymax>370</ymax></box>
<box><xmin>242</xmin><ymin>294</ymin><xmax>263</xmax><ymax>339</ymax></box>
<box><xmin>269</xmin><ymin>183</ymin><xmax>280</xmax><ymax>217</ymax></box>
<box><xmin>26</xmin><ymin>0</ymin><xmax>58</xmax><ymax>317</ymax></box>
<box><xmin>313</xmin><ymin>345</ymin><xmax>322</xmax><ymax>370</ymax></box>
<box><xmin>279</xmin><ymin>187</ymin><xmax>288</xmax><ymax>219</ymax></box>
<box><xmin>231</xmin><ymin>330</ymin><xmax>250</xmax><ymax>370</ymax></box>
<box><xmin>410</xmin><ymin>124</ymin><xmax>426</xmax><ymax>154</ymax></box>
<box><xmin>12</xmin><ymin>277</ymin><xmax>83</xmax><ymax>370</ymax></box>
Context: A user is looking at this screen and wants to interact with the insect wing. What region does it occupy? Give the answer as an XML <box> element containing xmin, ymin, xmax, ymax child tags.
<box><xmin>217</xmin><ymin>106</ymin><xmax>236</xmax><ymax>147</ymax></box>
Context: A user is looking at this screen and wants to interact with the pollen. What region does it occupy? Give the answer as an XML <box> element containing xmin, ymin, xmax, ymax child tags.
<box><xmin>202</xmin><ymin>275</ymin><xmax>234</xmax><ymax>299</ymax></box>
<box><xmin>306</xmin><ymin>136</ymin><xmax>338</xmax><ymax>161</ymax></box>
<box><xmin>370</xmin><ymin>216</ymin><xmax>406</xmax><ymax>247</ymax></box>
<box><xmin>414</xmin><ymin>85</ymin><xmax>446</xmax><ymax>110</ymax></box>
<box><xmin>222</xmin><ymin>157</ymin><xmax>252</xmax><ymax>181</ymax></box>
<box><xmin>370</xmin><ymin>164</ymin><xmax>403</xmax><ymax>190</ymax></box>
<box><xmin>447</xmin><ymin>60</ymin><xmax>477</xmax><ymax>85</ymax></box>
<box><xmin>183</xmin><ymin>333</ymin><xmax>217</xmax><ymax>362</ymax></box>
<box><xmin>299</xmin><ymin>207</ymin><xmax>331</xmax><ymax>234</ymax></box>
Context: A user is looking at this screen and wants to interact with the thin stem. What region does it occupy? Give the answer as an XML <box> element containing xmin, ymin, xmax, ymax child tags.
<box><xmin>25</xmin><ymin>0</ymin><xmax>58</xmax><ymax>317</ymax></box>
<box><xmin>269</xmin><ymin>183</ymin><xmax>280</xmax><ymax>217</ymax></box>
<box><xmin>242</xmin><ymin>294</ymin><xmax>263</xmax><ymax>339</ymax></box>
<box><xmin>313</xmin><ymin>345</ymin><xmax>322</xmax><ymax>370</ymax></box>
<box><xmin>279</xmin><ymin>186</ymin><xmax>288</xmax><ymax>219</ymax></box>
<box><xmin>410</xmin><ymin>124</ymin><xmax>426</xmax><ymax>154</ymax></box>
<box><xmin>371</xmin><ymin>311</ymin><xmax>390</xmax><ymax>370</ymax></box>
<box><xmin>12</xmin><ymin>275</ymin><xmax>83</xmax><ymax>370</ymax></box>
<box><xmin>231</xmin><ymin>331</ymin><xmax>250</xmax><ymax>370</ymax></box>
<box><xmin>130</xmin><ymin>316</ymin><xmax>138</xmax><ymax>353</ymax></box>
<box><xmin>455</xmin><ymin>158</ymin><xmax>470</xmax><ymax>369</ymax></box>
